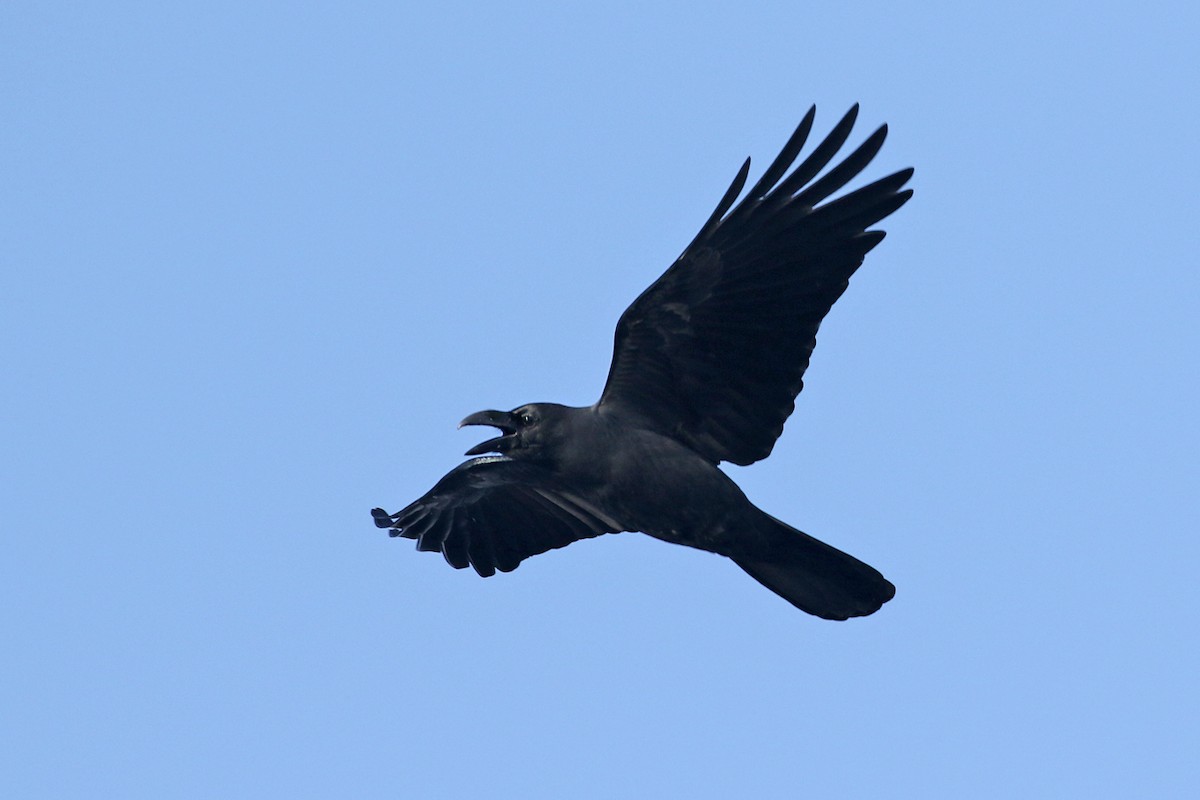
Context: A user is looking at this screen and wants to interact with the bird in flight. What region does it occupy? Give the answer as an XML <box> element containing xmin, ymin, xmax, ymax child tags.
<box><xmin>373</xmin><ymin>105</ymin><xmax>913</xmax><ymax>619</ymax></box>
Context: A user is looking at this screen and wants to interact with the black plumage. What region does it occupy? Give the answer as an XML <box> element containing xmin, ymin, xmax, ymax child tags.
<box><xmin>374</xmin><ymin>106</ymin><xmax>913</xmax><ymax>619</ymax></box>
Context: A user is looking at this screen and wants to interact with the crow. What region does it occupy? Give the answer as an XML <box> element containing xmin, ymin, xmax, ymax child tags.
<box><xmin>373</xmin><ymin>105</ymin><xmax>913</xmax><ymax>619</ymax></box>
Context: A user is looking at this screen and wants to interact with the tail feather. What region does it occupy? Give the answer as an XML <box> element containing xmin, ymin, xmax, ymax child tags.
<box><xmin>732</xmin><ymin>513</ymin><xmax>894</xmax><ymax>620</ymax></box>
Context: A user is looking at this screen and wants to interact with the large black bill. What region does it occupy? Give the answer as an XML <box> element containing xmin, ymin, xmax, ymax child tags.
<box><xmin>460</xmin><ymin>409</ymin><xmax>517</xmax><ymax>456</ymax></box>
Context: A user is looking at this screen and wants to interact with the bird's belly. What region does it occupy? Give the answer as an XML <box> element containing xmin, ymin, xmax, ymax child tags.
<box><xmin>598</xmin><ymin>445</ymin><xmax>752</xmax><ymax>556</ymax></box>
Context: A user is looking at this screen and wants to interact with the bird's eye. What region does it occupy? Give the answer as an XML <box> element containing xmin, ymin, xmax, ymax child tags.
<box><xmin>521</xmin><ymin>413</ymin><xmax>533</xmax><ymax>425</ymax></box>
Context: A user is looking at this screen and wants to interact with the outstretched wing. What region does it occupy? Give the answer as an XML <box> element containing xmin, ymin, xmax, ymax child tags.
<box><xmin>372</xmin><ymin>456</ymin><xmax>624</xmax><ymax>577</ymax></box>
<box><xmin>598</xmin><ymin>105</ymin><xmax>913</xmax><ymax>465</ymax></box>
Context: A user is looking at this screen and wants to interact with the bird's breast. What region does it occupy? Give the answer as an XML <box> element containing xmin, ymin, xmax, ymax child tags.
<box><xmin>567</xmin><ymin>428</ymin><xmax>750</xmax><ymax>548</ymax></box>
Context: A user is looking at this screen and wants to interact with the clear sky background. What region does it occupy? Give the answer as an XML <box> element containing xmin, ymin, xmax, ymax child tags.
<box><xmin>3</xmin><ymin>2</ymin><xmax>1198</xmax><ymax>797</ymax></box>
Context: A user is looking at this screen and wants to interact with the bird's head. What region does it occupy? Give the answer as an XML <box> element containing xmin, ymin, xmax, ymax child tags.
<box><xmin>459</xmin><ymin>403</ymin><xmax>561</xmax><ymax>458</ymax></box>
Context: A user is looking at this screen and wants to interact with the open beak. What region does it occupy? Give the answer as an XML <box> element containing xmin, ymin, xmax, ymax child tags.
<box><xmin>459</xmin><ymin>409</ymin><xmax>518</xmax><ymax>456</ymax></box>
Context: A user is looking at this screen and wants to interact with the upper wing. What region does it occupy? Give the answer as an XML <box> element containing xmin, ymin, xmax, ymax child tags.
<box><xmin>598</xmin><ymin>105</ymin><xmax>913</xmax><ymax>465</ymax></box>
<box><xmin>372</xmin><ymin>456</ymin><xmax>624</xmax><ymax>577</ymax></box>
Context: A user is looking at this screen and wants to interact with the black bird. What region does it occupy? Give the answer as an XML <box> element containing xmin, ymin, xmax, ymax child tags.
<box><xmin>373</xmin><ymin>105</ymin><xmax>913</xmax><ymax>620</ymax></box>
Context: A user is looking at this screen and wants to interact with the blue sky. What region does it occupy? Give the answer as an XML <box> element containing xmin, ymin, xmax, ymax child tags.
<box><xmin>3</xmin><ymin>2</ymin><xmax>1197</xmax><ymax>797</ymax></box>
